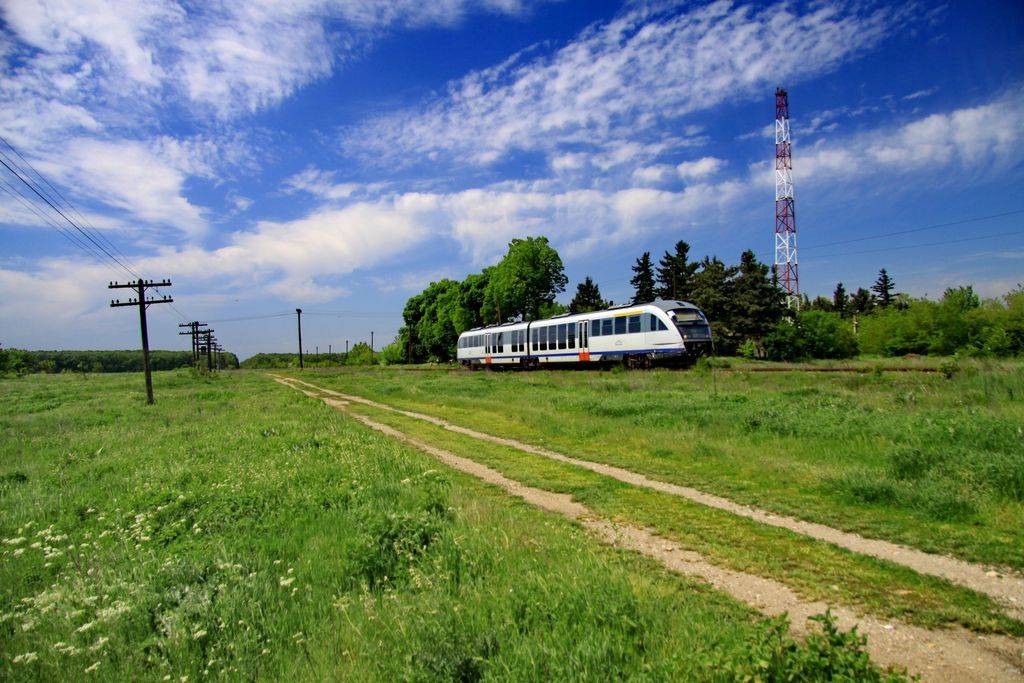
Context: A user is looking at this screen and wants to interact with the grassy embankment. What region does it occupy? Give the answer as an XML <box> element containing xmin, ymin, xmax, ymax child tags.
<box><xmin>293</xmin><ymin>361</ymin><xmax>1024</xmax><ymax>572</ymax></box>
<box><xmin>1</xmin><ymin>371</ymin><xmax>900</xmax><ymax>680</ymax></box>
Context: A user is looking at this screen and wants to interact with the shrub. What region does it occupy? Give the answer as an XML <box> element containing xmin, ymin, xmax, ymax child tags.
<box><xmin>706</xmin><ymin>611</ymin><xmax>906</xmax><ymax>681</ymax></box>
<box><xmin>764</xmin><ymin>312</ymin><xmax>858</xmax><ymax>361</ymax></box>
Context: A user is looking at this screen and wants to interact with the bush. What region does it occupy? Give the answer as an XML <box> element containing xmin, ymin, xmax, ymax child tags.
<box><xmin>707</xmin><ymin>610</ymin><xmax>905</xmax><ymax>681</ymax></box>
<box><xmin>764</xmin><ymin>312</ymin><xmax>858</xmax><ymax>361</ymax></box>
<box><xmin>378</xmin><ymin>340</ymin><xmax>407</xmax><ymax>365</ymax></box>
<box><xmin>345</xmin><ymin>342</ymin><xmax>376</xmax><ymax>366</ymax></box>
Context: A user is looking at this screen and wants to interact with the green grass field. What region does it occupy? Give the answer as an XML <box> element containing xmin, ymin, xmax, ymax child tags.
<box><xmin>1</xmin><ymin>371</ymin><xmax>905</xmax><ymax>680</ymax></box>
<box><xmin>296</xmin><ymin>361</ymin><xmax>1024</xmax><ymax>570</ymax></box>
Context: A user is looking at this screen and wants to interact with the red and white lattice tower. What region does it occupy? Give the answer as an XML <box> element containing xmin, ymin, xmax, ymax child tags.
<box><xmin>774</xmin><ymin>87</ymin><xmax>799</xmax><ymax>306</ymax></box>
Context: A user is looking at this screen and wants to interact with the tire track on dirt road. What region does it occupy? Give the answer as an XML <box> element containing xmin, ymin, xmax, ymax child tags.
<box><xmin>276</xmin><ymin>375</ymin><xmax>1024</xmax><ymax>620</ymax></box>
<box><xmin>273</xmin><ymin>375</ymin><xmax>1024</xmax><ymax>682</ymax></box>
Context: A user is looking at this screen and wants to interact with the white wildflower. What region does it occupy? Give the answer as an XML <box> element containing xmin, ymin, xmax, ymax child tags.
<box><xmin>13</xmin><ymin>652</ymin><xmax>38</xmax><ymax>664</ymax></box>
<box><xmin>76</xmin><ymin>620</ymin><xmax>95</xmax><ymax>633</ymax></box>
<box><xmin>192</xmin><ymin>629</ymin><xmax>207</xmax><ymax>640</ymax></box>
<box><xmin>279</xmin><ymin>577</ymin><xmax>295</xmax><ymax>587</ymax></box>
<box><xmin>85</xmin><ymin>661</ymin><xmax>100</xmax><ymax>673</ymax></box>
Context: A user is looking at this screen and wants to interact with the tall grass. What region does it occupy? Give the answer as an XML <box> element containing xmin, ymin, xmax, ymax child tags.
<box><xmin>1</xmin><ymin>372</ymin><xmax>902</xmax><ymax>680</ymax></box>
<box><xmin>301</xmin><ymin>362</ymin><xmax>1024</xmax><ymax>569</ymax></box>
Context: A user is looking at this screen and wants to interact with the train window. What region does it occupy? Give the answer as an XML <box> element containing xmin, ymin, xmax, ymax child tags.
<box><xmin>556</xmin><ymin>324</ymin><xmax>565</xmax><ymax>349</ymax></box>
<box><xmin>591</xmin><ymin>319</ymin><xmax>600</xmax><ymax>337</ymax></box>
<box><xmin>567</xmin><ymin>323</ymin><xmax>575</xmax><ymax>349</ymax></box>
<box><xmin>651</xmin><ymin>314</ymin><xmax>667</xmax><ymax>331</ymax></box>
<box><xmin>628</xmin><ymin>315</ymin><xmax>641</xmax><ymax>334</ymax></box>
<box><xmin>614</xmin><ymin>317</ymin><xmax>626</xmax><ymax>335</ymax></box>
<box><xmin>516</xmin><ymin>330</ymin><xmax>522</xmax><ymax>352</ymax></box>
<box><xmin>531</xmin><ymin>328</ymin><xmax>537</xmax><ymax>351</ymax></box>
<box><xmin>601</xmin><ymin>318</ymin><xmax>612</xmax><ymax>335</ymax></box>
<box><xmin>548</xmin><ymin>326</ymin><xmax>556</xmax><ymax>350</ymax></box>
<box><xmin>539</xmin><ymin>327</ymin><xmax>547</xmax><ymax>351</ymax></box>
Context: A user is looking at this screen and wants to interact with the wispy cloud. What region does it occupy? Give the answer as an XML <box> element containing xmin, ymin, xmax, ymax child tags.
<box><xmin>346</xmin><ymin>0</ymin><xmax>913</xmax><ymax>167</ymax></box>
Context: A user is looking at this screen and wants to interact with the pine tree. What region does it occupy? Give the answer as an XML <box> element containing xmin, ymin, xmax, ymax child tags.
<box><xmin>850</xmin><ymin>287</ymin><xmax>874</xmax><ymax>315</ymax></box>
<box><xmin>872</xmin><ymin>268</ymin><xmax>895</xmax><ymax>308</ymax></box>
<box><xmin>568</xmin><ymin>276</ymin><xmax>608</xmax><ymax>313</ymax></box>
<box><xmin>630</xmin><ymin>252</ymin><xmax>657</xmax><ymax>304</ymax></box>
<box><xmin>832</xmin><ymin>282</ymin><xmax>848</xmax><ymax>317</ymax></box>
<box><xmin>690</xmin><ymin>255</ymin><xmax>737</xmax><ymax>347</ymax></box>
<box><xmin>655</xmin><ymin>240</ymin><xmax>699</xmax><ymax>301</ymax></box>
<box><xmin>730</xmin><ymin>250</ymin><xmax>785</xmax><ymax>351</ymax></box>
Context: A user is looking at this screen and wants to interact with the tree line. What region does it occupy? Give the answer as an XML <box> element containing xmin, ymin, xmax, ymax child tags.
<box><xmin>394</xmin><ymin>235</ymin><xmax>1023</xmax><ymax>363</ymax></box>
<box><xmin>0</xmin><ymin>349</ymin><xmax>240</xmax><ymax>376</ymax></box>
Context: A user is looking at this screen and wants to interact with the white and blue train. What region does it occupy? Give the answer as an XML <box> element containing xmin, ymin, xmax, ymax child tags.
<box><xmin>456</xmin><ymin>299</ymin><xmax>712</xmax><ymax>368</ymax></box>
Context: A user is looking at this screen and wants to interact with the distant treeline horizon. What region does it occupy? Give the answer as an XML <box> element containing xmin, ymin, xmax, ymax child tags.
<box><xmin>0</xmin><ymin>349</ymin><xmax>239</xmax><ymax>375</ymax></box>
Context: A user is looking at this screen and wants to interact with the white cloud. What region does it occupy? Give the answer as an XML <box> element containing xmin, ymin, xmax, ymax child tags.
<box><xmin>794</xmin><ymin>88</ymin><xmax>1024</xmax><ymax>185</ymax></box>
<box><xmin>676</xmin><ymin>156</ymin><xmax>724</xmax><ymax>180</ymax></box>
<box><xmin>348</xmin><ymin>0</ymin><xmax>910</xmax><ymax>165</ymax></box>
<box><xmin>903</xmin><ymin>86</ymin><xmax>938</xmax><ymax>101</ymax></box>
<box><xmin>1</xmin><ymin>0</ymin><xmax>554</xmax><ymax>120</ymax></box>
<box><xmin>31</xmin><ymin>137</ymin><xmax>209</xmax><ymax>237</ymax></box>
<box><xmin>283</xmin><ymin>167</ymin><xmax>364</xmax><ymax>201</ymax></box>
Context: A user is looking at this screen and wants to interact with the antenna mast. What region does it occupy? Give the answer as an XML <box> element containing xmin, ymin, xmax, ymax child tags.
<box><xmin>774</xmin><ymin>87</ymin><xmax>799</xmax><ymax>306</ymax></box>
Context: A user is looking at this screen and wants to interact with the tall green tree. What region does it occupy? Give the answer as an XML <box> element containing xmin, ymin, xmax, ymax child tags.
<box><xmin>569</xmin><ymin>276</ymin><xmax>608</xmax><ymax>313</ymax></box>
<box><xmin>690</xmin><ymin>255</ymin><xmax>736</xmax><ymax>345</ymax></box>
<box><xmin>832</xmin><ymin>282</ymin><xmax>848</xmax><ymax>318</ymax></box>
<box><xmin>730</xmin><ymin>250</ymin><xmax>785</xmax><ymax>352</ymax></box>
<box><xmin>630</xmin><ymin>252</ymin><xmax>656</xmax><ymax>304</ymax></box>
<box><xmin>483</xmin><ymin>237</ymin><xmax>567</xmax><ymax>322</ymax></box>
<box><xmin>655</xmin><ymin>240</ymin><xmax>698</xmax><ymax>301</ymax></box>
<box><xmin>872</xmin><ymin>268</ymin><xmax>896</xmax><ymax>308</ymax></box>
<box><xmin>849</xmin><ymin>287</ymin><xmax>874</xmax><ymax>315</ymax></box>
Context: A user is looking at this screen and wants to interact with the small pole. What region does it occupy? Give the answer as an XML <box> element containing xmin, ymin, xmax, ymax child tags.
<box><xmin>345</xmin><ymin>340</ymin><xmax>349</xmax><ymax>355</ymax></box>
<box><xmin>111</xmin><ymin>278</ymin><xmax>172</xmax><ymax>404</ymax></box>
<box><xmin>137</xmin><ymin>280</ymin><xmax>154</xmax><ymax>404</ymax></box>
<box><xmin>371</xmin><ymin>331</ymin><xmax>374</xmax><ymax>352</ymax></box>
<box><xmin>296</xmin><ymin>308</ymin><xmax>304</xmax><ymax>369</ymax></box>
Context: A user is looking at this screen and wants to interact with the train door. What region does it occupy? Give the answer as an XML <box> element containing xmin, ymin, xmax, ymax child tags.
<box><xmin>484</xmin><ymin>333</ymin><xmax>492</xmax><ymax>365</ymax></box>
<box><xmin>578</xmin><ymin>321</ymin><xmax>590</xmax><ymax>362</ymax></box>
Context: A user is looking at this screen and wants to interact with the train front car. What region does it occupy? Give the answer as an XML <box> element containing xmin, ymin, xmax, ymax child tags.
<box><xmin>654</xmin><ymin>300</ymin><xmax>713</xmax><ymax>361</ymax></box>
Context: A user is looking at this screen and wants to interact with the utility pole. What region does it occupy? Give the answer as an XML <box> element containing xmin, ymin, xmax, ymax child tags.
<box><xmin>370</xmin><ymin>331</ymin><xmax>374</xmax><ymax>352</ymax></box>
<box><xmin>328</xmin><ymin>343</ymin><xmax>332</xmax><ymax>356</ymax></box>
<box><xmin>345</xmin><ymin>340</ymin><xmax>349</xmax><ymax>355</ymax></box>
<box><xmin>200</xmin><ymin>330</ymin><xmax>215</xmax><ymax>371</ymax></box>
<box><xmin>110</xmin><ymin>279</ymin><xmax>173</xmax><ymax>404</ymax></box>
<box><xmin>296</xmin><ymin>308</ymin><xmax>304</xmax><ymax>369</ymax></box>
<box><xmin>178</xmin><ymin>321</ymin><xmax>208</xmax><ymax>366</ymax></box>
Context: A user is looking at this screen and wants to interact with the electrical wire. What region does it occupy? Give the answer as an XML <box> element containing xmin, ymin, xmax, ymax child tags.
<box><xmin>802</xmin><ymin>228</ymin><xmax>1024</xmax><ymax>261</ymax></box>
<box><xmin>0</xmin><ymin>137</ymin><xmax>193</xmax><ymax>326</ymax></box>
<box><xmin>800</xmin><ymin>208</ymin><xmax>1024</xmax><ymax>251</ymax></box>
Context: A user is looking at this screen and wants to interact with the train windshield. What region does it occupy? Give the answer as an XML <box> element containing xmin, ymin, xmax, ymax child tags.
<box><xmin>670</xmin><ymin>308</ymin><xmax>706</xmax><ymax>325</ymax></box>
<box><xmin>670</xmin><ymin>308</ymin><xmax>711</xmax><ymax>340</ymax></box>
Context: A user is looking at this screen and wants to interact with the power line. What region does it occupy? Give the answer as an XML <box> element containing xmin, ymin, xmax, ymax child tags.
<box><xmin>801</xmin><ymin>208</ymin><xmax>1024</xmax><ymax>251</ymax></box>
<box><xmin>0</xmin><ymin>177</ymin><xmax>118</xmax><ymax>271</ymax></box>
<box><xmin>0</xmin><ymin>136</ymin><xmax>192</xmax><ymax>323</ymax></box>
<box><xmin>205</xmin><ymin>312</ymin><xmax>295</xmax><ymax>324</ymax></box>
<box><xmin>0</xmin><ymin>135</ymin><xmax>144</xmax><ymax>279</ymax></box>
<box><xmin>0</xmin><ymin>151</ymin><xmax>139</xmax><ymax>278</ymax></box>
<box><xmin>803</xmin><ymin>228</ymin><xmax>1024</xmax><ymax>261</ymax></box>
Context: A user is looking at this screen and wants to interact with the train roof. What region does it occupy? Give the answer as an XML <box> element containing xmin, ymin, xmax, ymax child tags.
<box><xmin>460</xmin><ymin>299</ymin><xmax>702</xmax><ymax>334</ymax></box>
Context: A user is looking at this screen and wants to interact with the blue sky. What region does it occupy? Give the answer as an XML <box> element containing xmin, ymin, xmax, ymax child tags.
<box><xmin>1</xmin><ymin>0</ymin><xmax>1022</xmax><ymax>358</ymax></box>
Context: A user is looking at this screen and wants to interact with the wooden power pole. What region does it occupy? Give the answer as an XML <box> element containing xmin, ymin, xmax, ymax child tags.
<box><xmin>296</xmin><ymin>308</ymin><xmax>304</xmax><ymax>369</ymax></box>
<box><xmin>110</xmin><ymin>279</ymin><xmax>173</xmax><ymax>404</ymax></box>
